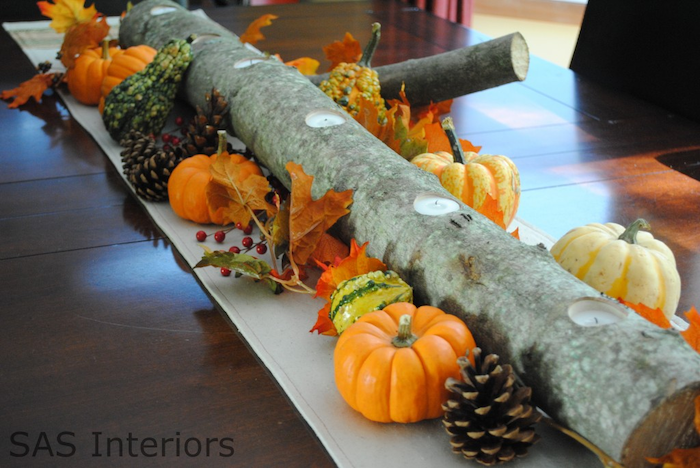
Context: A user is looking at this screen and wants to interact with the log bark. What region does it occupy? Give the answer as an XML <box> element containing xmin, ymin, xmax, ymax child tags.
<box><xmin>120</xmin><ymin>2</ymin><xmax>700</xmax><ymax>466</ymax></box>
<box><xmin>119</xmin><ymin>3</ymin><xmax>529</xmax><ymax>107</ymax></box>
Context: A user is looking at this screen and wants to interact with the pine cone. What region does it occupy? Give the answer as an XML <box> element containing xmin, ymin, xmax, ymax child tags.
<box><xmin>443</xmin><ymin>348</ymin><xmax>542</xmax><ymax>466</ymax></box>
<box><xmin>120</xmin><ymin>131</ymin><xmax>185</xmax><ymax>201</ymax></box>
<box><xmin>180</xmin><ymin>87</ymin><xmax>230</xmax><ymax>157</ymax></box>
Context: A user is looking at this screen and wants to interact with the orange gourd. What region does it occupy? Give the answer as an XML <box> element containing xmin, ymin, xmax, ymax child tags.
<box><xmin>412</xmin><ymin>117</ymin><xmax>520</xmax><ymax>228</ymax></box>
<box><xmin>98</xmin><ymin>44</ymin><xmax>157</xmax><ymax>112</ymax></box>
<box><xmin>168</xmin><ymin>132</ymin><xmax>263</xmax><ymax>224</ymax></box>
<box><xmin>67</xmin><ymin>41</ymin><xmax>122</xmax><ymax>105</ymax></box>
<box><xmin>334</xmin><ymin>302</ymin><xmax>476</xmax><ymax>423</ymax></box>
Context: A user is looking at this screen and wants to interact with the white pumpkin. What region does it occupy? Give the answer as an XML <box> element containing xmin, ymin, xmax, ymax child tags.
<box><xmin>550</xmin><ymin>219</ymin><xmax>681</xmax><ymax>319</ymax></box>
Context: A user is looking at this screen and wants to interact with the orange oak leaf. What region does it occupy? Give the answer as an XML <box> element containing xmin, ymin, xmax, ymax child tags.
<box><xmin>619</xmin><ymin>299</ymin><xmax>672</xmax><ymax>329</ymax></box>
<box><xmin>311</xmin><ymin>239</ymin><xmax>386</xmax><ymax>335</ymax></box>
<box><xmin>1</xmin><ymin>74</ymin><xmax>55</xmax><ymax>108</ymax></box>
<box><xmin>681</xmin><ymin>306</ymin><xmax>700</xmax><ymax>353</ymax></box>
<box><xmin>286</xmin><ymin>161</ymin><xmax>353</xmax><ymax>266</ymax></box>
<box><xmin>206</xmin><ymin>153</ymin><xmax>275</xmax><ymax>227</ymax></box>
<box><xmin>323</xmin><ymin>32</ymin><xmax>362</xmax><ymax>71</ymax></box>
<box><xmin>38</xmin><ymin>0</ymin><xmax>98</xmax><ymax>33</ymax></box>
<box><xmin>60</xmin><ymin>15</ymin><xmax>110</xmax><ymax>69</ymax></box>
<box><xmin>424</xmin><ymin>121</ymin><xmax>481</xmax><ymax>154</ymax></box>
<box><xmin>311</xmin><ymin>302</ymin><xmax>335</xmax><ymax>336</ymax></box>
<box><xmin>646</xmin><ymin>396</ymin><xmax>700</xmax><ymax>467</ymax></box>
<box><xmin>416</xmin><ymin>99</ymin><xmax>453</xmax><ymax>122</ymax></box>
<box><xmin>239</xmin><ymin>14</ymin><xmax>278</xmax><ymax>45</ymax></box>
<box><xmin>309</xmin><ymin>233</ymin><xmax>349</xmax><ymax>266</ymax></box>
<box><xmin>285</xmin><ymin>57</ymin><xmax>320</xmax><ymax>75</ymax></box>
<box><xmin>477</xmin><ymin>192</ymin><xmax>506</xmax><ymax>229</ymax></box>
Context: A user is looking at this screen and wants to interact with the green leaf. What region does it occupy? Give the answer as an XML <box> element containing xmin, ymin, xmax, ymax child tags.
<box><xmin>195</xmin><ymin>249</ymin><xmax>272</xmax><ymax>280</ymax></box>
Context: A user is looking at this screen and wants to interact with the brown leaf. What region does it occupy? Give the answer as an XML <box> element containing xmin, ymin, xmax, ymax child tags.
<box><xmin>286</xmin><ymin>162</ymin><xmax>353</xmax><ymax>266</ymax></box>
<box><xmin>239</xmin><ymin>14</ymin><xmax>278</xmax><ymax>45</ymax></box>
<box><xmin>206</xmin><ymin>153</ymin><xmax>275</xmax><ymax>227</ymax></box>
<box><xmin>323</xmin><ymin>32</ymin><xmax>362</xmax><ymax>71</ymax></box>
<box><xmin>1</xmin><ymin>74</ymin><xmax>56</xmax><ymax>108</ymax></box>
<box><xmin>59</xmin><ymin>15</ymin><xmax>110</xmax><ymax>69</ymax></box>
<box><xmin>309</xmin><ymin>233</ymin><xmax>349</xmax><ymax>266</ymax></box>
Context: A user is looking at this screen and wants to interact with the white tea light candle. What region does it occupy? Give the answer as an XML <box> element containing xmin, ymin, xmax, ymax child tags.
<box><xmin>568</xmin><ymin>298</ymin><xmax>628</xmax><ymax>327</ymax></box>
<box><xmin>305</xmin><ymin>110</ymin><xmax>347</xmax><ymax>128</ymax></box>
<box><xmin>413</xmin><ymin>193</ymin><xmax>460</xmax><ymax>216</ymax></box>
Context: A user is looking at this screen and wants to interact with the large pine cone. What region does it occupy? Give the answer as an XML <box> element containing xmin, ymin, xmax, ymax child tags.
<box><xmin>120</xmin><ymin>131</ymin><xmax>184</xmax><ymax>202</ymax></box>
<box><xmin>443</xmin><ymin>348</ymin><xmax>542</xmax><ymax>466</ymax></box>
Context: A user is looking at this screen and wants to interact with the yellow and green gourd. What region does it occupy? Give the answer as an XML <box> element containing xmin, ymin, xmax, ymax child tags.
<box><xmin>329</xmin><ymin>270</ymin><xmax>413</xmax><ymax>334</ymax></box>
<box><xmin>319</xmin><ymin>23</ymin><xmax>386</xmax><ymax>121</ymax></box>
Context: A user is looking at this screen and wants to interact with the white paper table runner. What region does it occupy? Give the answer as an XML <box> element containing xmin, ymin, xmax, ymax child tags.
<box><xmin>4</xmin><ymin>18</ymin><xmax>602</xmax><ymax>467</ymax></box>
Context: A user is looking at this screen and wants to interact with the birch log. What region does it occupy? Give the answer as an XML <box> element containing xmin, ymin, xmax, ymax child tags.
<box><xmin>120</xmin><ymin>2</ymin><xmax>700</xmax><ymax>466</ymax></box>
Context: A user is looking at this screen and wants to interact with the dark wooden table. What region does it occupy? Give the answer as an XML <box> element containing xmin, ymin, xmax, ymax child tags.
<box><xmin>1</xmin><ymin>2</ymin><xmax>699</xmax><ymax>467</ymax></box>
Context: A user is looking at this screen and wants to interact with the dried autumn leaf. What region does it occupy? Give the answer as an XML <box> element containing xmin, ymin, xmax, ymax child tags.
<box><xmin>619</xmin><ymin>299</ymin><xmax>672</xmax><ymax>329</ymax></box>
<box><xmin>681</xmin><ymin>306</ymin><xmax>700</xmax><ymax>353</ymax></box>
<box><xmin>37</xmin><ymin>0</ymin><xmax>97</xmax><ymax>33</ymax></box>
<box><xmin>286</xmin><ymin>161</ymin><xmax>353</xmax><ymax>266</ymax></box>
<box><xmin>424</xmin><ymin>120</ymin><xmax>482</xmax><ymax>154</ymax></box>
<box><xmin>1</xmin><ymin>74</ymin><xmax>55</xmax><ymax>108</ymax></box>
<box><xmin>477</xmin><ymin>192</ymin><xmax>506</xmax><ymax>229</ymax></box>
<box><xmin>270</xmin><ymin>197</ymin><xmax>290</xmax><ymax>251</ymax></box>
<box><xmin>59</xmin><ymin>16</ymin><xmax>110</xmax><ymax>69</ymax></box>
<box><xmin>239</xmin><ymin>14</ymin><xmax>278</xmax><ymax>45</ymax></box>
<box><xmin>416</xmin><ymin>100</ymin><xmax>453</xmax><ymax>122</ymax></box>
<box><xmin>311</xmin><ymin>302</ymin><xmax>335</xmax><ymax>335</ymax></box>
<box><xmin>646</xmin><ymin>396</ymin><xmax>700</xmax><ymax>467</ymax></box>
<box><xmin>206</xmin><ymin>153</ymin><xmax>275</xmax><ymax>227</ymax></box>
<box><xmin>323</xmin><ymin>32</ymin><xmax>362</xmax><ymax>71</ymax></box>
<box><xmin>285</xmin><ymin>57</ymin><xmax>320</xmax><ymax>76</ymax></box>
<box><xmin>310</xmin><ymin>233</ymin><xmax>349</xmax><ymax>266</ymax></box>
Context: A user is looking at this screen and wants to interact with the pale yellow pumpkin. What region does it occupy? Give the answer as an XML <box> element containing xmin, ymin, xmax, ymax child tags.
<box><xmin>550</xmin><ymin>219</ymin><xmax>680</xmax><ymax>318</ymax></box>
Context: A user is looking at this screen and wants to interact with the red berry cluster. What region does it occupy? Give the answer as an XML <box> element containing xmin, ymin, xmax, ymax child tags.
<box><xmin>194</xmin><ymin>222</ymin><xmax>268</xmax><ymax>276</ymax></box>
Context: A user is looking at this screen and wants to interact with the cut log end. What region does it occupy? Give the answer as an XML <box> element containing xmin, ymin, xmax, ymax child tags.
<box><xmin>511</xmin><ymin>32</ymin><xmax>530</xmax><ymax>82</ymax></box>
<box><xmin>623</xmin><ymin>385</ymin><xmax>700</xmax><ymax>467</ymax></box>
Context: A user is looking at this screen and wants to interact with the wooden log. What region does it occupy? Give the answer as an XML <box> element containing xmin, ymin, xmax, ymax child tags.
<box><xmin>119</xmin><ymin>3</ymin><xmax>529</xmax><ymax>106</ymax></box>
<box><xmin>309</xmin><ymin>33</ymin><xmax>529</xmax><ymax>107</ymax></box>
<box><xmin>119</xmin><ymin>2</ymin><xmax>700</xmax><ymax>466</ymax></box>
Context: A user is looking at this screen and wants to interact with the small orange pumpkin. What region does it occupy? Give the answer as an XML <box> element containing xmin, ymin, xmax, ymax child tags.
<box><xmin>412</xmin><ymin>117</ymin><xmax>520</xmax><ymax>228</ymax></box>
<box><xmin>168</xmin><ymin>132</ymin><xmax>263</xmax><ymax>224</ymax></box>
<box><xmin>98</xmin><ymin>44</ymin><xmax>157</xmax><ymax>112</ymax></box>
<box><xmin>67</xmin><ymin>41</ymin><xmax>122</xmax><ymax>105</ymax></box>
<box><xmin>334</xmin><ymin>302</ymin><xmax>476</xmax><ymax>423</ymax></box>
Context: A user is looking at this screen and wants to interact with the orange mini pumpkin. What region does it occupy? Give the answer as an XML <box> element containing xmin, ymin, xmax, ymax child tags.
<box><xmin>67</xmin><ymin>41</ymin><xmax>122</xmax><ymax>105</ymax></box>
<box><xmin>334</xmin><ymin>302</ymin><xmax>476</xmax><ymax>423</ymax></box>
<box><xmin>98</xmin><ymin>44</ymin><xmax>157</xmax><ymax>112</ymax></box>
<box><xmin>168</xmin><ymin>132</ymin><xmax>263</xmax><ymax>224</ymax></box>
<box><xmin>412</xmin><ymin>118</ymin><xmax>520</xmax><ymax>228</ymax></box>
